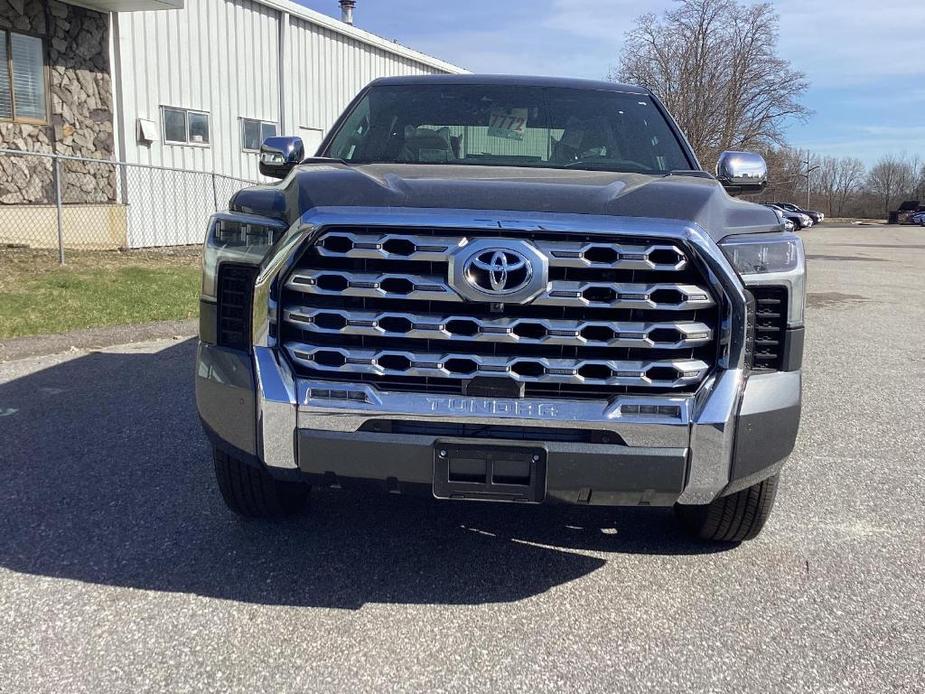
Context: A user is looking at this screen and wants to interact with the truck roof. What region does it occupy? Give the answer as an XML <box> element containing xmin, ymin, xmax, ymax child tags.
<box><xmin>369</xmin><ymin>73</ymin><xmax>650</xmax><ymax>95</ymax></box>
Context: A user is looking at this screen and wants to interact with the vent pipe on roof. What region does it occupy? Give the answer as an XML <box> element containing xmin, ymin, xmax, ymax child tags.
<box><xmin>339</xmin><ymin>0</ymin><xmax>356</xmax><ymax>25</ymax></box>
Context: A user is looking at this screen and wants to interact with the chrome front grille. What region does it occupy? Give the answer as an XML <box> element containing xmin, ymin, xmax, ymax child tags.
<box><xmin>287</xmin><ymin>269</ymin><xmax>714</xmax><ymax>311</ymax></box>
<box><xmin>277</xmin><ymin>227</ymin><xmax>720</xmax><ymax>399</ymax></box>
<box><xmin>282</xmin><ymin>307</ymin><xmax>713</xmax><ymax>349</ymax></box>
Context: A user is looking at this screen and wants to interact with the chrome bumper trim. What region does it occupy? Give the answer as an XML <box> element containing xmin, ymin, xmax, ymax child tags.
<box><xmin>679</xmin><ymin>367</ymin><xmax>743</xmax><ymax>504</ymax></box>
<box><xmin>254</xmin><ymin>346</ymin><xmax>298</xmax><ymax>469</ymax></box>
<box><xmin>296</xmin><ymin>379</ymin><xmax>692</xmax><ymax>449</ymax></box>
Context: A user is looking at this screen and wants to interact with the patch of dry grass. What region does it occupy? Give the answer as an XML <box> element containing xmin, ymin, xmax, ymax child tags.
<box><xmin>0</xmin><ymin>246</ymin><xmax>201</xmax><ymax>290</ymax></box>
<box><xmin>0</xmin><ymin>246</ymin><xmax>202</xmax><ymax>338</ymax></box>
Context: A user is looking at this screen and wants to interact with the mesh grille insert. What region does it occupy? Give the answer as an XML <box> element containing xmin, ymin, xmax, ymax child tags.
<box><xmin>751</xmin><ymin>286</ymin><xmax>788</xmax><ymax>371</ymax></box>
<box><xmin>218</xmin><ymin>264</ymin><xmax>257</xmax><ymax>350</ymax></box>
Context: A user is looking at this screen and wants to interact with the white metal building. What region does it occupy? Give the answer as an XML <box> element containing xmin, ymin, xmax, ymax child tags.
<box><xmin>1</xmin><ymin>0</ymin><xmax>463</xmax><ymax>248</ymax></box>
<box><xmin>111</xmin><ymin>0</ymin><xmax>466</xmax><ymax>181</ymax></box>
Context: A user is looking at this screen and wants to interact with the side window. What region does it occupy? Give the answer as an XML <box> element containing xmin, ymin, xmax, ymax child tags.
<box><xmin>241</xmin><ymin>118</ymin><xmax>278</xmax><ymax>151</ymax></box>
<box><xmin>162</xmin><ymin>107</ymin><xmax>210</xmax><ymax>146</ymax></box>
<box><xmin>163</xmin><ymin>108</ymin><xmax>187</xmax><ymax>143</ymax></box>
<box><xmin>188</xmin><ymin>112</ymin><xmax>210</xmax><ymax>144</ymax></box>
<box><xmin>330</xmin><ymin>99</ymin><xmax>370</xmax><ymax>160</ymax></box>
<box><xmin>1</xmin><ymin>31</ymin><xmax>48</xmax><ymax>123</ymax></box>
<box><xmin>260</xmin><ymin>121</ymin><xmax>277</xmax><ymax>142</ymax></box>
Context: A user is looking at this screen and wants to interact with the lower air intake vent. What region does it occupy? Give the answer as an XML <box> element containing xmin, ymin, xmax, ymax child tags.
<box><xmin>217</xmin><ymin>265</ymin><xmax>257</xmax><ymax>349</ymax></box>
<box><xmin>751</xmin><ymin>286</ymin><xmax>788</xmax><ymax>371</ymax></box>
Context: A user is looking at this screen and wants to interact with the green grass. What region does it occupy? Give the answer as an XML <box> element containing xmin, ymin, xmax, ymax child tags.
<box><xmin>0</xmin><ymin>249</ymin><xmax>201</xmax><ymax>339</ymax></box>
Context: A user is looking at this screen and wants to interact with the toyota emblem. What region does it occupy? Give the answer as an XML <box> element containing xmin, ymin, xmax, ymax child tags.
<box><xmin>465</xmin><ymin>248</ymin><xmax>533</xmax><ymax>295</ymax></box>
<box><xmin>449</xmin><ymin>239</ymin><xmax>548</xmax><ymax>304</ymax></box>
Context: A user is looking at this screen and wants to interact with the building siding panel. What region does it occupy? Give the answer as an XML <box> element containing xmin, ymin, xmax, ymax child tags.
<box><xmin>109</xmin><ymin>0</ymin><xmax>462</xmax><ymax>246</ymax></box>
<box><xmin>115</xmin><ymin>0</ymin><xmax>462</xmax><ymax>180</ymax></box>
<box><xmin>115</xmin><ymin>0</ymin><xmax>281</xmax><ymax>178</ymax></box>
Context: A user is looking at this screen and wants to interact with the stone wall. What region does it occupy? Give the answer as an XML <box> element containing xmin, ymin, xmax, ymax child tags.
<box><xmin>0</xmin><ymin>0</ymin><xmax>115</xmax><ymax>204</ymax></box>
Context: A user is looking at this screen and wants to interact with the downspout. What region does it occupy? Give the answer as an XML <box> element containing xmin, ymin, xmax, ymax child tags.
<box><xmin>109</xmin><ymin>11</ymin><xmax>127</xmax><ymax>165</ymax></box>
<box><xmin>278</xmin><ymin>11</ymin><xmax>289</xmax><ymax>134</ymax></box>
<box><xmin>108</xmin><ymin>11</ymin><xmax>130</xmax><ymax>210</ymax></box>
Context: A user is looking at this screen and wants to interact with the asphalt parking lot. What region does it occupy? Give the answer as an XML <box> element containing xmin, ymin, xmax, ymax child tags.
<box><xmin>1</xmin><ymin>224</ymin><xmax>923</xmax><ymax>692</ymax></box>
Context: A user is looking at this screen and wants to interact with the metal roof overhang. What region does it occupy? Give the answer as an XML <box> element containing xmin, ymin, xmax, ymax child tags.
<box><xmin>68</xmin><ymin>0</ymin><xmax>183</xmax><ymax>11</ymax></box>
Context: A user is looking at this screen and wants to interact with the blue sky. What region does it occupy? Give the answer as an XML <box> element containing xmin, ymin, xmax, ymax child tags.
<box><xmin>298</xmin><ymin>0</ymin><xmax>925</xmax><ymax>165</ymax></box>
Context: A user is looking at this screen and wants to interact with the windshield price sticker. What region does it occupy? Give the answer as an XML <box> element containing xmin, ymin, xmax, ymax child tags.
<box><xmin>488</xmin><ymin>108</ymin><xmax>528</xmax><ymax>141</ymax></box>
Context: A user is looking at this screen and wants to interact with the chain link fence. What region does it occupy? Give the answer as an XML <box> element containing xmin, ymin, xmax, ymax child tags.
<box><xmin>0</xmin><ymin>148</ymin><xmax>255</xmax><ymax>262</ymax></box>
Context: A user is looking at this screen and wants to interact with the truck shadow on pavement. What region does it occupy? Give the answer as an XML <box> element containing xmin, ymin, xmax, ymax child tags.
<box><xmin>0</xmin><ymin>339</ymin><xmax>729</xmax><ymax>609</ymax></box>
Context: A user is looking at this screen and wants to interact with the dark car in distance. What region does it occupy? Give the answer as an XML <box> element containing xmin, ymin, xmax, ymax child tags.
<box><xmin>764</xmin><ymin>203</ymin><xmax>813</xmax><ymax>230</ymax></box>
<box><xmin>772</xmin><ymin>202</ymin><xmax>824</xmax><ymax>225</ymax></box>
<box><xmin>893</xmin><ymin>201</ymin><xmax>924</xmax><ymax>225</ymax></box>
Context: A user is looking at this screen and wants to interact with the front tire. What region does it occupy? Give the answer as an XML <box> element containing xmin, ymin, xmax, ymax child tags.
<box><xmin>212</xmin><ymin>447</ymin><xmax>310</xmax><ymax>518</ymax></box>
<box><xmin>675</xmin><ymin>474</ymin><xmax>780</xmax><ymax>542</ymax></box>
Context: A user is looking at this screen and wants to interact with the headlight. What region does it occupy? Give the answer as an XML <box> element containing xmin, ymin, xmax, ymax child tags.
<box><xmin>719</xmin><ymin>232</ymin><xmax>806</xmax><ymax>326</ymax></box>
<box><xmin>201</xmin><ymin>213</ymin><xmax>289</xmax><ymax>299</ymax></box>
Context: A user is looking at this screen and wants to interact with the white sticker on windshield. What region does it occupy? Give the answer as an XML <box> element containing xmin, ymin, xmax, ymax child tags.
<box><xmin>487</xmin><ymin>107</ymin><xmax>528</xmax><ymax>141</ymax></box>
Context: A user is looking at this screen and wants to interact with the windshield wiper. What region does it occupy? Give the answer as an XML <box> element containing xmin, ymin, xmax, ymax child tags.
<box><xmin>301</xmin><ymin>156</ymin><xmax>350</xmax><ymax>165</ymax></box>
<box><xmin>666</xmin><ymin>169</ymin><xmax>713</xmax><ymax>179</ymax></box>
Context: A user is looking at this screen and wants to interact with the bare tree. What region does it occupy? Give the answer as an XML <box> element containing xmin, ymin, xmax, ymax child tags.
<box><xmin>909</xmin><ymin>155</ymin><xmax>925</xmax><ymax>200</ymax></box>
<box><xmin>867</xmin><ymin>155</ymin><xmax>916</xmax><ymax>218</ymax></box>
<box><xmin>613</xmin><ymin>0</ymin><xmax>810</xmax><ymax>167</ymax></box>
<box><xmin>818</xmin><ymin>156</ymin><xmax>866</xmax><ymax>217</ymax></box>
<box><xmin>758</xmin><ymin>147</ymin><xmax>812</xmax><ymax>204</ymax></box>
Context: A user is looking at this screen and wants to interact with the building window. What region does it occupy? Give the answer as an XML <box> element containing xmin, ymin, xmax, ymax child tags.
<box><xmin>241</xmin><ymin>118</ymin><xmax>278</xmax><ymax>151</ymax></box>
<box><xmin>161</xmin><ymin>106</ymin><xmax>210</xmax><ymax>145</ymax></box>
<box><xmin>0</xmin><ymin>31</ymin><xmax>48</xmax><ymax>123</ymax></box>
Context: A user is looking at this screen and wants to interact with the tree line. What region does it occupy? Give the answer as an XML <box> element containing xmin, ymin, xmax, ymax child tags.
<box><xmin>611</xmin><ymin>0</ymin><xmax>923</xmax><ymax>220</ymax></box>
<box><xmin>760</xmin><ymin>150</ymin><xmax>925</xmax><ymax>219</ymax></box>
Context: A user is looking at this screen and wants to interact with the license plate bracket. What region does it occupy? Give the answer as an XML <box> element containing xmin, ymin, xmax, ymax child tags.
<box><xmin>433</xmin><ymin>442</ymin><xmax>547</xmax><ymax>502</ymax></box>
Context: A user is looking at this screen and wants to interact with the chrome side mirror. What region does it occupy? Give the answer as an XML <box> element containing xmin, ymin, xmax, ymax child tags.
<box><xmin>259</xmin><ymin>136</ymin><xmax>305</xmax><ymax>179</ymax></box>
<box><xmin>716</xmin><ymin>151</ymin><xmax>768</xmax><ymax>196</ymax></box>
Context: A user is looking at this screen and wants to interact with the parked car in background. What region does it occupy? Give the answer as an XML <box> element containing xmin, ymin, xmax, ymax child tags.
<box><xmin>894</xmin><ymin>201</ymin><xmax>925</xmax><ymax>225</ymax></box>
<box><xmin>767</xmin><ymin>205</ymin><xmax>796</xmax><ymax>232</ymax></box>
<box><xmin>911</xmin><ymin>210</ymin><xmax>925</xmax><ymax>226</ymax></box>
<box><xmin>764</xmin><ymin>203</ymin><xmax>813</xmax><ymax>230</ymax></box>
<box><xmin>772</xmin><ymin>202</ymin><xmax>824</xmax><ymax>225</ymax></box>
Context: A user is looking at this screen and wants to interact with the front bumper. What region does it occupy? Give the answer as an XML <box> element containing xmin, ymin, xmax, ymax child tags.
<box><xmin>197</xmin><ymin>342</ymin><xmax>800</xmax><ymax>506</ymax></box>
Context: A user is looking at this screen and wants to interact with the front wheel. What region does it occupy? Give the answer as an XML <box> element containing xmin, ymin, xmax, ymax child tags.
<box><xmin>212</xmin><ymin>447</ymin><xmax>310</xmax><ymax>518</ymax></box>
<box><xmin>675</xmin><ymin>474</ymin><xmax>780</xmax><ymax>542</ymax></box>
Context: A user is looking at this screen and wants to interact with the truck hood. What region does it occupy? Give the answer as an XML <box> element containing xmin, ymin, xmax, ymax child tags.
<box><xmin>230</xmin><ymin>162</ymin><xmax>780</xmax><ymax>240</ymax></box>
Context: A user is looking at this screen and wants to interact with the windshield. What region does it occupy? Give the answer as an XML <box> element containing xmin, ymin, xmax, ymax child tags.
<box><xmin>323</xmin><ymin>84</ymin><xmax>692</xmax><ymax>174</ymax></box>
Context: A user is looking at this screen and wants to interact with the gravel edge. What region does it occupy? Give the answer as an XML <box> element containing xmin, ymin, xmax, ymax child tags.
<box><xmin>0</xmin><ymin>319</ymin><xmax>198</xmax><ymax>362</ymax></box>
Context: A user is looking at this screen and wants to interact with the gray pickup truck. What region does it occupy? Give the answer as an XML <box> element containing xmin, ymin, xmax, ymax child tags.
<box><xmin>196</xmin><ymin>75</ymin><xmax>804</xmax><ymax>543</ymax></box>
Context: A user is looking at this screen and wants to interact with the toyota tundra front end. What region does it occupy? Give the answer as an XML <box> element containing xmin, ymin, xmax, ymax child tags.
<box><xmin>196</xmin><ymin>75</ymin><xmax>804</xmax><ymax>542</ymax></box>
